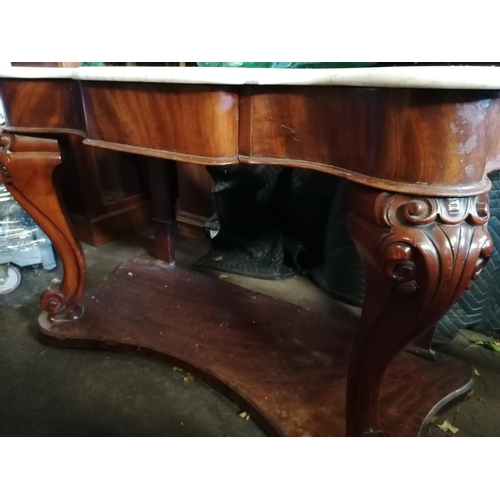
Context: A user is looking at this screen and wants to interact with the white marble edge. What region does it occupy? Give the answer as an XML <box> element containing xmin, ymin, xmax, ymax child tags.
<box><xmin>0</xmin><ymin>67</ymin><xmax>76</xmax><ymax>79</ymax></box>
<box><xmin>1</xmin><ymin>66</ymin><xmax>500</xmax><ymax>89</ymax></box>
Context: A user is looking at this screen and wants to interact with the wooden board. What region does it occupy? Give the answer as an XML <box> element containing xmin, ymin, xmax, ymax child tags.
<box><xmin>39</xmin><ymin>258</ymin><xmax>472</xmax><ymax>437</ymax></box>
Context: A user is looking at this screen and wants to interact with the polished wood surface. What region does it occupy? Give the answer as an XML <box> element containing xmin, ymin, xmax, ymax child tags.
<box><xmin>0</xmin><ymin>134</ymin><xmax>85</xmax><ymax>321</ymax></box>
<box><xmin>3</xmin><ymin>79</ymin><xmax>499</xmax><ymax>195</ymax></box>
<box><xmin>1</xmin><ymin>79</ymin><xmax>84</xmax><ymax>134</ymax></box>
<box><xmin>346</xmin><ymin>184</ymin><xmax>492</xmax><ymax>435</ymax></box>
<box><xmin>147</xmin><ymin>158</ymin><xmax>178</xmax><ymax>264</ymax></box>
<box><xmin>39</xmin><ymin>258</ymin><xmax>473</xmax><ymax>437</ymax></box>
<box><xmin>59</xmin><ymin>136</ymin><xmax>152</xmax><ymax>246</ymax></box>
<box><xmin>176</xmin><ymin>161</ymin><xmax>213</xmax><ymax>238</ymax></box>
<box><xmin>240</xmin><ymin>87</ymin><xmax>500</xmax><ymax>196</ymax></box>
<box><xmin>81</xmin><ymin>82</ymin><xmax>239</xmax><ymax>163</ymax></box>
<box><xmin>1</xmin><ymin>71</ymin><xmax>499</xmax><ymax>436</ymax></box>
<box><xmin>2</xmin><ymin>79</ymin><xmax>153</xmax><ymax>246</ymax></box>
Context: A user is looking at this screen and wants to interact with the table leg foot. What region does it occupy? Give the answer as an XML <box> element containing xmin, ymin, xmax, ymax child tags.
<box><xmin>48</xmin><ymin>304</ymin><xmax>85</xmax><ymax>323</ymax></box>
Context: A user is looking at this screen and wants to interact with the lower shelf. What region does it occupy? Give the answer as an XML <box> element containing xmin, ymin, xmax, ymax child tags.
<box><xmin>39</xmin><ymin>257</ymin><xmax>472</xmax><ymax>436</ymax></box>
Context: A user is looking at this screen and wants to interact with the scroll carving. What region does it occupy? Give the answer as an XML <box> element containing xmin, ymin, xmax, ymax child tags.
<box><xmin>0</xmin><ymin>133</ymin><xmax>85</xmax><ymax>322</ymax></box>
<box><xmin>376</xmin><ymin>193</ymin><xmax>493</xmax><ymax>295</ymax></box>
<box><xmin>346</xmin><ymin>186</ymin><xmax>493</xmax><ymax>436</ymax></box>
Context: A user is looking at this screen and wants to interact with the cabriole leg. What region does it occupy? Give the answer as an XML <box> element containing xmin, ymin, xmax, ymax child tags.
<box><xmin>345</xmin><ymin>184</ymin><xmax>492</xmax><ymax>436</ymax></box>
<box><xmin>0</xmin><ymin>133</ymin><xmax>86</xmax><ymax>322</ymax></box>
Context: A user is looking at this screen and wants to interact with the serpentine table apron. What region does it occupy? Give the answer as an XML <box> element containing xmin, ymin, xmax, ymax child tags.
<box><xmin>1</xmin><ymin>66</ymin><xmax>499</xmax><ymax>436</ymax></box>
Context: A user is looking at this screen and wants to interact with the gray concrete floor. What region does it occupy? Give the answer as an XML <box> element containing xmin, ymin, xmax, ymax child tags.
<box><xmin>1</xmin><ymin>229</ymin><xmax>500</xmax><ymax>436</ymax></box>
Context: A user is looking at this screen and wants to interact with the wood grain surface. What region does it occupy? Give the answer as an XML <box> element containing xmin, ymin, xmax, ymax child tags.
<box><xmin>39</xmin><ymin>259</ymin><xmax>472</xmax><ymax>437</ymax></box>
<box><xmin>2</xmin><ymin>79</ymin><xmax>500</xmax><ymax>196</ymax></box>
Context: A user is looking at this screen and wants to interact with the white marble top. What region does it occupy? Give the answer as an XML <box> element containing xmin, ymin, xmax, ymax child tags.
<box><xmin>2</xmin><ymin>66</ymin><xmax>500</xmax><ymax>89</ymax></box>
<box><xmin>0</xmin><ymin>68</ymin><xmax>76</xmax><ymax>79</ymax></box>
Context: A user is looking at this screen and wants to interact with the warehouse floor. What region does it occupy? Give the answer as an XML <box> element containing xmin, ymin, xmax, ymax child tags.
<box><xmin>1</xmin><ymin>230</ymin><xmax>499</xmax><ymax>437</ymax></box>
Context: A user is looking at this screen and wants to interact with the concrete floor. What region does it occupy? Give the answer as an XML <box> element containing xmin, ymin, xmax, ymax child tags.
<box><xmin>1</xmin><ymin>229</ymin><xmax>500</xmax><ymax>437</ymax></box>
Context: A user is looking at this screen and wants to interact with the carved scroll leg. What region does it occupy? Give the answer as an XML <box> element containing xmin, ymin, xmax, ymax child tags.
<box><xmin>0</xmin><ymin>133</ymin><xmax>86</xmax><ymax>322</ymax></box>
<box><xmin>345</xmin><ymin>184</ymin><xmax>493</xmax><ymax>436</ymax></box>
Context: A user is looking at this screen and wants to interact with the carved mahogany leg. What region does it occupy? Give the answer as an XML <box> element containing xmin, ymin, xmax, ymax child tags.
<box><xmin>148</xmin><ymin>158</ymin><xmax>178</xmax><ymax>265</ymax></box>
<box><xmin>345</xmin><ymin>184</ymin><xmax>493</xmax><ymax>436</ymax></box>
<box><xmin>0</xmin><ymin>133</ymin><xmax>85</xmax><ymax>322</ymax></box>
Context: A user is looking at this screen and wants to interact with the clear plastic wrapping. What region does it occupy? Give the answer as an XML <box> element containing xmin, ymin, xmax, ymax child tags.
<box><xmin>0</xmin><ymin>183</ymin><xmax>56</xmax><ymax>270</ymax></box>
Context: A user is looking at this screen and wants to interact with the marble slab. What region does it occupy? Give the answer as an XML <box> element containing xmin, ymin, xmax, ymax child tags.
<box><xmin>1</xmin><ymin>65</ymin><xmax>500</xmax><ymax>89</ymax></box>
<box><xmin>0</xmin><ymin>67</ymin><xmax>76</xmax><ymax>79</ymax></box>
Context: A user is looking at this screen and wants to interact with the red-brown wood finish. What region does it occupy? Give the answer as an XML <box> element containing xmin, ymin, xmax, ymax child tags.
<box><xmin>239</xmin><ymin>87</ymin><xmax>500</xmax><ymax>197</ymax></box>
<box><xmin>346</xmin><ymin>184</ymin><xmax>492</xmax><ymax>436</ymax></box>
<box><xmin>147</xmin><ymin>158</ymin><xmax>178</xmax><ymax>264</ymax></box>
<box><xmin>1</xmin><ymin>79</ymin><xmax>85</xmax><ymax>134</ymax></box>
<box><xmin>59</xmin><ymin>135</ymin><xmax>152</xmax><ymax>246</ymax></box>
<box><xmin>176</xmin><ymin>161</ymin><xmax>214</xmax><ymax>238</ymax></box>
<box><xmin>1</xmin><ymin>75</ymin><xmax>499</xmax><ymax>436</ymax></box>
<box><xmin>3</xmin><ymin>81</ymin><xmax>499</xmax><ymax>195</ymax></box>
<box><xmin>0</xmin><ymin>133</ymin><xmax>86</xmax><ymax>321</ymax></box>
<box><xmin>1</xmin><ymin>80</ymin><xmax>153</xmax><ymax>247</ymax></box>
<box><xmin>80</xmin><ymin>82</ymin><xmax>240</xmax><ymax>164</ymax></box>
<box><xmin>39</xmin><ymin>259</ymin><xmax>473</xmax><ymax>437</ymax></box>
